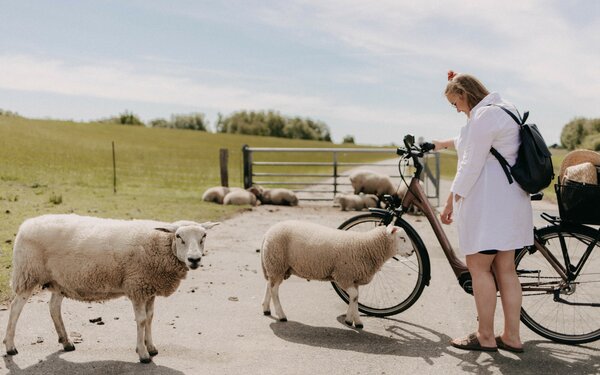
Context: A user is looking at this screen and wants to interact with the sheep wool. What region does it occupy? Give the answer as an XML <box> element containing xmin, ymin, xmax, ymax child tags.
<box><xmin>3</xmin><ymin>214</ymin><xmax>219</xmax><ymax>364</ymax></box>
<box><xmin>260</xmin><ymin>188</ymin><xmax>299</xmax><ymax>206</ymax></box>
<box><xmin>260</xmin><ymin>220</ymin><xmax>410</xmax><ymax>328</ymax></box>
<box><xmin>349</xmin><ymin>170</ymin><xmax>396</xmax><ymax>196</ymax></box>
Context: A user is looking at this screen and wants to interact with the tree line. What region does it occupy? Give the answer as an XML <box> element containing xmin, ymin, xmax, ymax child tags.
<box><xmin>100</xmin><ymin>110</ymin><xmax>334</xmax><ymax>142</ymax></box>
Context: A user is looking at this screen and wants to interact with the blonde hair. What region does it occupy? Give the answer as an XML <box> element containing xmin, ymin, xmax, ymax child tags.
<box><xmin>445</xmin><ymin>71</ymin><xmax>490</xmax><ymax>110</ymax></box>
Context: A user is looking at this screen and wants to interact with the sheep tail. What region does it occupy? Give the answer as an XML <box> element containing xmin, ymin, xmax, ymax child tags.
<box><xmin>260</xmin><ymin>237</ymin><xmax>268</xmax><ymax>280</ymax></box>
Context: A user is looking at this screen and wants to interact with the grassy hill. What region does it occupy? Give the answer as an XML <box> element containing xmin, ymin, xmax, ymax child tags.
<box><xmin>0</xmin><ymin>116</ymin><xmax>398</xmax><ymax>302</ymax></box>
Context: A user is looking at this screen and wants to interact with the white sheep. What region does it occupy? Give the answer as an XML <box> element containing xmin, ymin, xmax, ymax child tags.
<box><xmin>202</xmin><ymin>186</ymin><xmax>242</xmax><ymax>204</ymax></box>
<box><xmin>349</xmin><ymin>170</ymin><xmax>397</xmax><ymax>197</ymax></box>
<box><xmin>260</xmin><ymin>220</ymin><xmax>411</xmax><ymax>328</ymax></box>
<box><xmin>3</xmin><ymin>214</ymin><xmax>220</xmax><ymax>363</ymax></box>
<box><xmin>334</xmin><ymin>193</ymin><xmax>379</xmax><ymax>211</ymax></box>
<box><xmin>223</xmin><ymin>188</ymin><xmax>260</xmax><ymax>206</ymax></box>
<box><xmin>259</xmin><ymin>188</ymin><xmax>299</xmax><ymax>206</ymax></box>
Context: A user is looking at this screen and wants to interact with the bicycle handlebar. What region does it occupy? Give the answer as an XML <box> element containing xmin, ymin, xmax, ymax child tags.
<box><xmin>396</xmin><ymin>134</ymin><xmax>435</xmax><ymax>180</ymax></box>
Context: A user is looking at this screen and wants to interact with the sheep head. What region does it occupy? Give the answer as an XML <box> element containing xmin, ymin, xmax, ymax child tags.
<box><xmin>386</xmin><ymin>223</ymin><xmax>413</xmax><ymax>257</ymax></box>
<box><xmin>155</xmin><ymin>221</ymin><xmax>220</xmax><ymax>269</ymax></box>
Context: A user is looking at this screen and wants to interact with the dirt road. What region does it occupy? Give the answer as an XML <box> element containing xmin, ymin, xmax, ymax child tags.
<box><xmin>1</xmin><ymin>179</ymin><xmax>598</xmax><ymax>374</ymax></box>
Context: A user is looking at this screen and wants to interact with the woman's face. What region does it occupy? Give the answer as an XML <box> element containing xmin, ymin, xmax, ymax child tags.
<box><xmin>446</xmin><ymin>92</ymin><xmax>470</xmax><ymax>117</ymax></box>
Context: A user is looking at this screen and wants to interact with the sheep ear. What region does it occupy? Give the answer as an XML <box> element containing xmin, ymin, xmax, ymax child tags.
<box><xmin>385</xmin><ymin>223</ymin><xmax>399</xmax><ymax>234</ymax></box>
<box><xmin>200</xmin><ymin>221</ymin><xmax>220</xmax><ymax>230</ymax></box>
<box><xmin>155</xmin><ymin>225</ymin><xmax>177</xmax><ymax>233</ymax></box>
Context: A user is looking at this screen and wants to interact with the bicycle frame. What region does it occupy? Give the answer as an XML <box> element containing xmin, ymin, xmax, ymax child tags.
<box><xmin>395</xmin><ymin>141</ymin><xmax>594</xmax><ymax>297</ymax></box>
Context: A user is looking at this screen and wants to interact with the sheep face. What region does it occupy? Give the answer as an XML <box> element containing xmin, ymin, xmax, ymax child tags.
<box><xmin>157</xmin><ymin>222</ymin><xmax>220</xmax><ymax>269</ymax></box>
<box><xmin>386</xmin><ymin>223</ymin><xmax>413</xmax><ymax>257</ymax></box>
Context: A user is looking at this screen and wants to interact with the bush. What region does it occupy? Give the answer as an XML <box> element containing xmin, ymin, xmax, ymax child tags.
<box><xmin>118</xmin><ymin>111</ymin><xmax>144</xmax><ymax>126</ymax></box>
<box><xmin>342</xmin><ymin>135</ymin><xmax>355</xmax><ymax>144</ymax></box>
<box><xmin>581</xmin><ymin>133</ymin><xmax>600</xmax><ymax>151</ymax></box>
<box><xmin>216</xmin><ymin>110</ymin><xmax>331</xmax><ymax>141</ymax></box>
<box><xmin>560</xmin><ymin>117</ymin><xmax>600</xmax><ymax>150</ymax></box>
<box><xmin>150</xmin><ymin>113</ymin><xmax>209</xmax><ymax>131</ymax></box>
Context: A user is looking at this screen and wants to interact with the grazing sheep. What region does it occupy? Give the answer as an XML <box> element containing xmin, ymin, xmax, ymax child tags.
<box><xmin>259</xmin><ymin>188</ymin><xmax>299</xmax><ymax>206</ymax></box>
<box><xmin>223</xmin><ymin>188</ymin><xmax>260</xmax><ymax>206</ymax></box>
<box><xmin>202</xmin><ymin>186</ymin><xmax>242</xmax><ymax>204</ymax></box>
<box><xmin>3</xmin><ymin>214</ymin><xmax>219</xmax><ymax>363</ymax></box>
<box><xmin>349</xmin><ymin>170</ymin><xmax>397</xmax><ymax>197</ymax></box>
<box><xmin>260</xmin><ymin>220</ymin><xmax>411</xmax><ymax>328</ymax></box>
<box><xmin>335</xmin><ymin>193</ymin><xmax>379</xmax><ymax>211</ymax></box>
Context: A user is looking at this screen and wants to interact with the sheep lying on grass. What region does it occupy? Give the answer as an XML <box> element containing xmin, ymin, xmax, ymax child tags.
<box><xmin>202</xmin><ymin>186</ymin><xmax>242</xmax><ymax>204</ymax></box>
<box><xmin>260</xmin><ymin>220</ymin><xmax>411</xmax><ymax>328</ymax></box>
<box><xmin>334</xmin><ymin>193</ymin><xmax>378</xmax><ymax>211</ymax></box>
<box><xmin>3</xmin><ymin>214</ymin><xmax>219</xmax><ymax>363</ymax></box>
<box><xmin>349</xmin><ymin>170</ymin><xmax>397</xmax><ymax>197</ymax></box>
<box><xmin>258</xmin><ymin>188</ymin><xmax>299</xmax><ymax>206</ymax></box>
<box><xmin>223</xmin><ymin>187</ymin><xmax>260</xmax><ymax>206</ymax></box>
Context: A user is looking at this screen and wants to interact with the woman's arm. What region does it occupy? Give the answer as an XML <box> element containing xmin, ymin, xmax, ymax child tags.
<box><xmin>432</xmin><ymin>139</ymin><xmax>455</xmax><ymax>151</ymax></box>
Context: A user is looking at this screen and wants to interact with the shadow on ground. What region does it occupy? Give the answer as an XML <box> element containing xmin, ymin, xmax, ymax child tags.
<box><xmin>270</xmin><ymin>316</ymin><xmax>600</xmax><ymax>375</ymax></box>
<box><xmin>2</xmin><ymin>351</ymin><xmax>184</xmax><ymax>375</ymax></box>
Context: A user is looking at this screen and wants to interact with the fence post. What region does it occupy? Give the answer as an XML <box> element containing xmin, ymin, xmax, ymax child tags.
<box><xmin>112</xmin><ymin>141</ymin><xmax>117</xmax><ymax>194</ymax></box>
<box><xmin>219</xmin><ymin>148</ymin><xmax>229</xmax><ymax>187</ymax></box>
<box><xmin>332</xmin><ymin>151</ymin><xmax>338</xmax><ymax>199</ymax></box>
<box><xmin>242</xmin><ymin>145</ymin><xmax>253</xmax><ymax>189</ymax></box>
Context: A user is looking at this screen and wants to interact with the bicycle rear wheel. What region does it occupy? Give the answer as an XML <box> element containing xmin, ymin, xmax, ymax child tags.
<box><xmin>516</xmin><ymin>224</ymin><xmax>600</xmax><ymax>344</ymax></box>
<box><xmin>332</xmin><ymin>212</ymin><xmax>430</xmax><ymax>317</ymax></box>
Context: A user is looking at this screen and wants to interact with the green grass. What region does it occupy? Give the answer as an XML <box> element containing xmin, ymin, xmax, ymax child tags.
<box><xmin>0</xmin><ymin>116</ymin><xmax>394</xmax><ymax>302</ymax></box>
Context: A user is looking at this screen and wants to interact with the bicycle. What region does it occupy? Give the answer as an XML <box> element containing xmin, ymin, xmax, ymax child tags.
<box><xmin>332</xmin><ymin>134</ymin><xmax>600</xmax><ymax>345</ymax></box>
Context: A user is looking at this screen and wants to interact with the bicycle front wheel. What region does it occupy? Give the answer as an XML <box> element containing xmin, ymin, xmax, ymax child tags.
<box><xmin>332</xmin><ymin>212</ymin><xmax>431</xmax><ymax>317</ymax></box>
<box><xmin>516</xmin><ymin>224</ymin><xmax>600</xmax><ymax>344</ymax></box>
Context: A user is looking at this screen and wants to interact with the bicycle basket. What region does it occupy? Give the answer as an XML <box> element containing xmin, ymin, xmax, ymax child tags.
<box><xmin>555</xmin><ymin>180</ymin><xmax>600</xmax><ymax>225</ymax></box>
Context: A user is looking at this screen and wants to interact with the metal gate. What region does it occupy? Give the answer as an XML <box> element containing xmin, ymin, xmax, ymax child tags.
<box><xmin>242</xmin><ymin>145</ymin><xmax>440</xmax><ymax>204</ymax></box>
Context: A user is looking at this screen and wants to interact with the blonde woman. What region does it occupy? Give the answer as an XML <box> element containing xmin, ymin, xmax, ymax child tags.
<box><xmin>433</xmin><ymin>71</ymin><xmax>532</xmax><ymax>353</ymax></box>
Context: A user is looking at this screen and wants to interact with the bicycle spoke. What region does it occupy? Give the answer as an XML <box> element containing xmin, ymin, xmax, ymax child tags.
<box><xmin>517</xmin><ymin>225</ymin><xmax>600</xmax><ymax>344</ymax></box>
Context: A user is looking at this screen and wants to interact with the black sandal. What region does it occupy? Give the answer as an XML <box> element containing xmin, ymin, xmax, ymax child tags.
<box><xmin>450</xmin><ymin>333</ymin><xmax>498</xmax><ymax>352</ymax></box>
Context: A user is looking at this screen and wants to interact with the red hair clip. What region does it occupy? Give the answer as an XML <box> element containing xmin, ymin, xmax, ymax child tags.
<box><xmin>447</xmin><ymin>70</ymin><xmax>457</xmax><ymax>81</ymax></box>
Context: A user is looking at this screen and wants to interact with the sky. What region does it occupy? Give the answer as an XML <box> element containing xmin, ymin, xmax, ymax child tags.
<box><xmin>0</xmin><ymin>0</ymin><xmax>598</xmax><ymax>145</ymax></box>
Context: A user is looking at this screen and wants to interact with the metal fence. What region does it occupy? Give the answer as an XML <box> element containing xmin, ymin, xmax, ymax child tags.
<box><xmin>242</xmin><ymin>145</ymin><xmax>440</xmax><ymax>204</ymax></box>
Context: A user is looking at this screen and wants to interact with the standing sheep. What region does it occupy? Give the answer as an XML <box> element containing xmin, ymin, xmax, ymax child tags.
<box><xmin>349</xmin><ymin>170</ymin><xmax>397</xmax><ymax>197</ymax></box>
<box><xmin>334</xmin><ymin>193</ymin><xmax>379</xmax><ymax>211</ymax></box>
<box><xmin>3</xmin><ymin>214</ymin><xmax>219</xmax><ymax>363</ymax></box>
<box><xmin>260</xmin><ymin>220</ymin><xmax>411</xmax><ymax>328</ymax></box>
<box><xmin>259</xmin><ymin>188</ymin><xmax>299</xmax><ymax>206</ymax></box>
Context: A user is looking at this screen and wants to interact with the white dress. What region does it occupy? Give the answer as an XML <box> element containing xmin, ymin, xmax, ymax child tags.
<box><xmin>451</xmin><ymin>92</ymin><xmax>533</xmax><ymax>255</ymax></box>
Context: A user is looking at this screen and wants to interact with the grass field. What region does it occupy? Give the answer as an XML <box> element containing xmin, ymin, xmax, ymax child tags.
<box><xmin>0</xmin><ymin>116</ymin><xmax>401</xmax><ymax>302</ymax></box>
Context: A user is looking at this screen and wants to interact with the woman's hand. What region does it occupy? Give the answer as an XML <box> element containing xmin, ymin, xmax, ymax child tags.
<box><xmin>441</xmin><ymin>193</ymin><xmax>454</xmax><ymax>224</ymax></box>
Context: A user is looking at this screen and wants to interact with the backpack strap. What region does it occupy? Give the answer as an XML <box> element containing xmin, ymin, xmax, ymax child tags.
<box><xmin>490</xmin><ymin>147</ymin><xmax>514</xmax><ymax>184</ymax></box>
<box><xmin>485</xmin><ymin>103</ymin><xmax>524</xmax><ymax>185</ymax></box>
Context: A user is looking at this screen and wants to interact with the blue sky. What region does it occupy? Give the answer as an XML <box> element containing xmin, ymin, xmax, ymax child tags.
<box><xmin>0</xmin><ymin>0</ymin><xmax>598</xmax><ymax>145</ymax></box>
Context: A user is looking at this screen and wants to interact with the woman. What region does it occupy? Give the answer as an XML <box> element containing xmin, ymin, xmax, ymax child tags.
<box><xmin>433</xmin><ymin>70</ymin><xmax>532</xmax><ymax>353</ymax></box>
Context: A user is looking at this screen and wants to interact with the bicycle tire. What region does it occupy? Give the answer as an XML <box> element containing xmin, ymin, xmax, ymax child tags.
<box><xmin>516</xmin><ymin>224</ymin><xmax>600</xmax><ymax>344</ymax></box>
<box><xmin>332</xmin><ymin>212</ymin><xmax>431</xmax><ymax>317</ymax></box>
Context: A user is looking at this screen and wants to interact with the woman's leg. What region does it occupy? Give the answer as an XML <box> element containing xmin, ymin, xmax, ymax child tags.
<box><xmin>492</xmin><ymin>250</ymin><xmax>523</xmax><ymax>349</ymax></box>
<box><xmin>452</xmin><ymin>252</ymin><xmax>497</xmax><ymax>348</ymax></box>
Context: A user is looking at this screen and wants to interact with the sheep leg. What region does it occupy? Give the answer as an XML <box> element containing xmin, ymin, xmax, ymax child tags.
<box><xmin>49</xmin><ymin>292</ymin><xmax>75</xmax><ymax>351</ymax></box>
<box><xmin>269</xmin><ymin>279</ymin><xmax>287</xmax><ymax>322</ymax></box>
<box><xmin>131</xmin><ymin>299</ymin><xmax>152</xmax><ymax>363</ymax></box>
<box><xmin>3</xmin><ymin>290</ymin><xmax>33</xmax><ymax>355</ymax></box>
<box><xmin>345</xmin><ymin>285</ymin><xmax>363</xmax><ymax>329</ymax></box>
<box><xmin>262</xmin><ymin>280</ymin><xmax>272</xmax><ymax>316</ymax></box>
<box><xmin>144</xmin><ymin>296</ymin><xmax>158</xmax><ymax>357</ymax></box>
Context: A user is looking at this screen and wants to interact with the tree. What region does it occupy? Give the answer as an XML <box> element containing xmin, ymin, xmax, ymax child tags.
<box><xmin>118</xmin><ymin>111</ymin><xmax>144</xmax><ymax>126</ymax></box>
<box><xmin>342</xmin><ymin>135</ymin><xmax>355</xmax><ymax>144</ymax></box>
